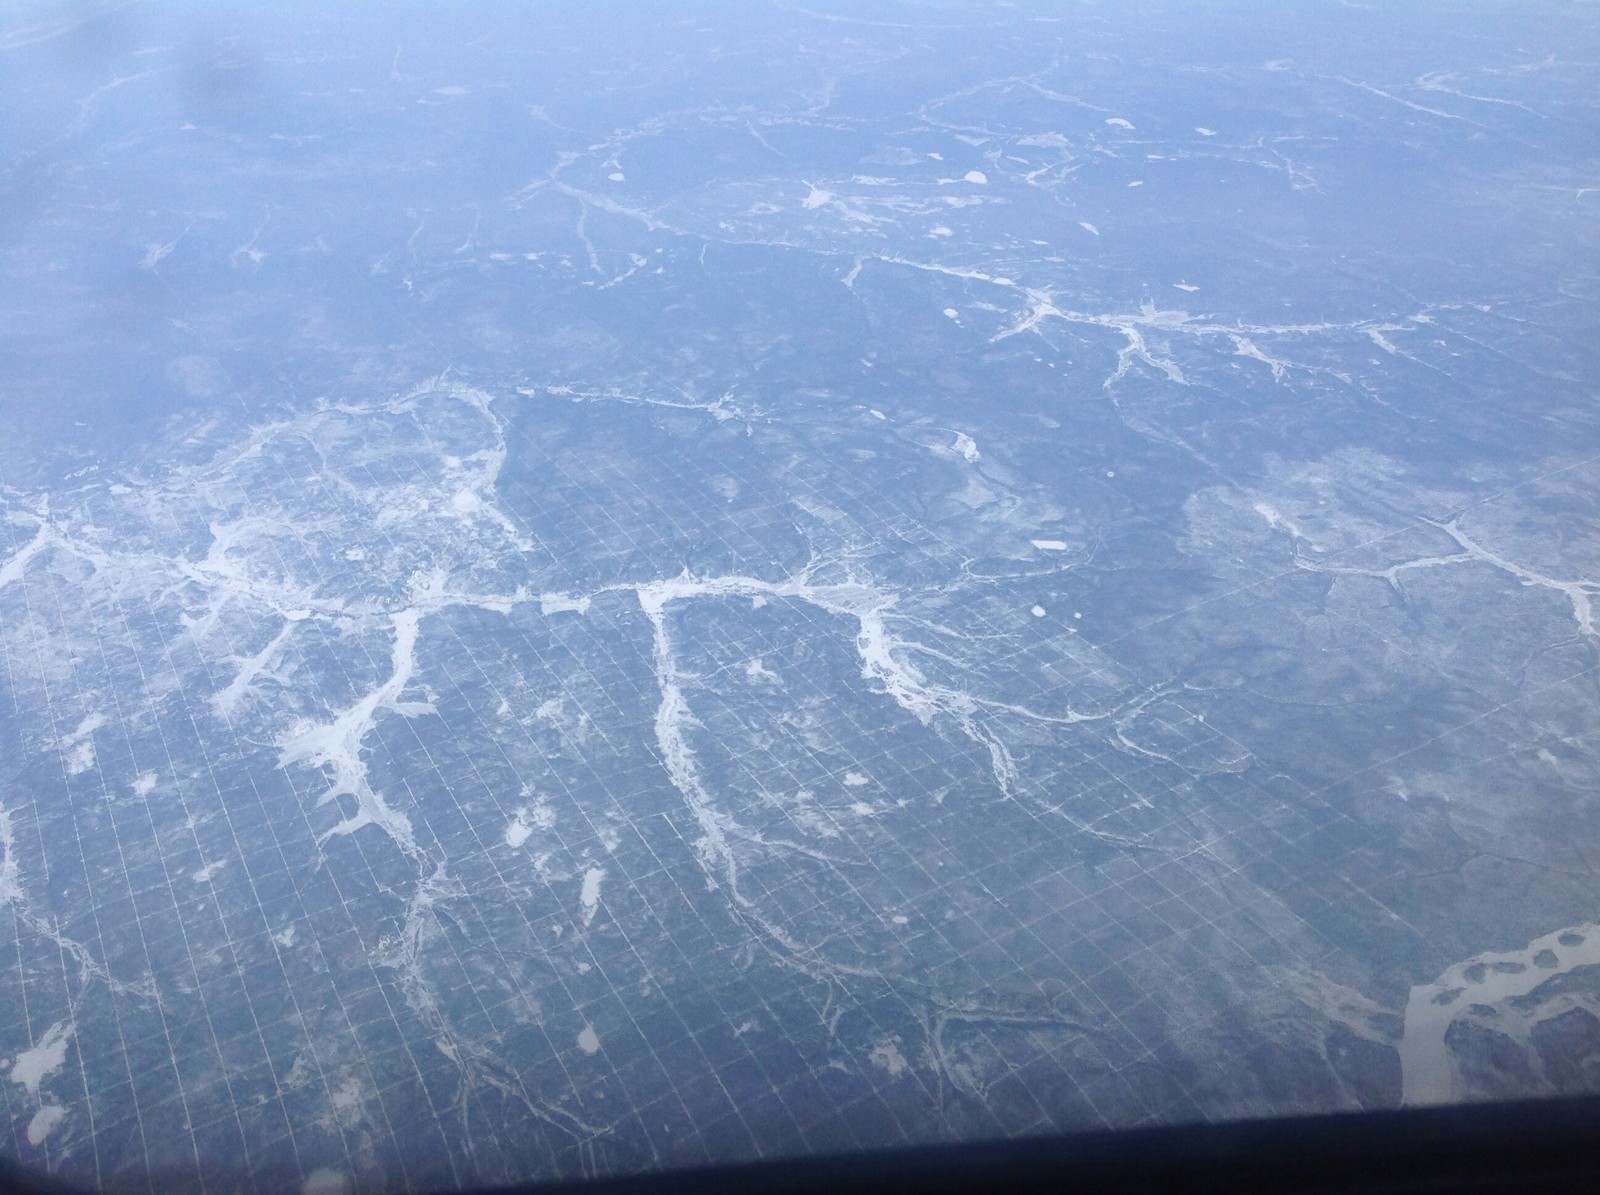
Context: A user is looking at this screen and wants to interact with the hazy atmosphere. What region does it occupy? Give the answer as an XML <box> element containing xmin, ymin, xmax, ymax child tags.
<box><xmin>2</xmin><ymin>2</ymin><xmax>1599</xmax><ymax>1190</ymax></box>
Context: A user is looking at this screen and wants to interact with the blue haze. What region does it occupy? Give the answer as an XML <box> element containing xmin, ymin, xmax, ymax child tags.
<box><xmin>2</xmin><ymin>2</ymin><xmax>1599</xmax><ymax>1190</ymax></box>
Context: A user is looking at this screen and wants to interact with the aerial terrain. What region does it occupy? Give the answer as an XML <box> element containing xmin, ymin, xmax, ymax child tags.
<box><xmin>1</xmin><ymin>2</ymin><xmax>1598</xmax><ymax>1190</ymax></box>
